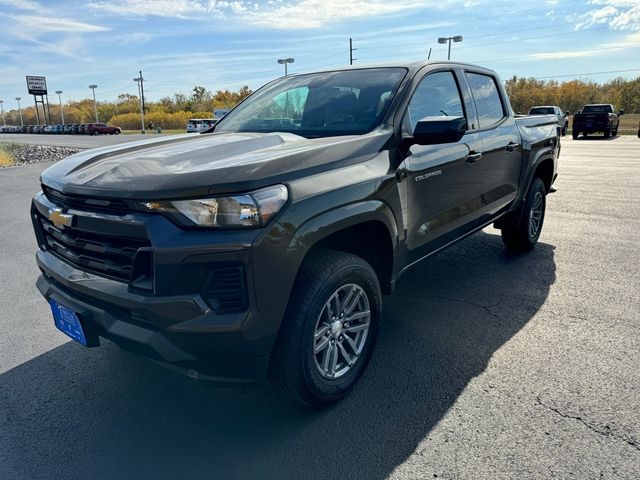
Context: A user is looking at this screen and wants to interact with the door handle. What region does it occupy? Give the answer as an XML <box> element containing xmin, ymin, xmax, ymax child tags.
<box><xmin>506</xmin><ymin>142</ymin><xmax>520</xmax><ymax>152</ymax></box>
<box><xmin>465</xmin><ymin>152</ymin><xmax>483</xmax><ymax>164</ymax></box>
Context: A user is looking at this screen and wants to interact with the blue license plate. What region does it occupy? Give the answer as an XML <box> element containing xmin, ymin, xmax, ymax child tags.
<box><xmin>49</xmin><ymin>299</ymin><xmax>87</xmax><ymax>346</ymax></box>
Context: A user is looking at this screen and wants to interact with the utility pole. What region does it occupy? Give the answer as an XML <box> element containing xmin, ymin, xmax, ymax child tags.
<box><xmin>55</xmin><ymin>90</ymin><xmax>64</xmax><ymax>124</ymax></box>
<box><xmin>139</xmin><ymin>70</ymin><xmax>146</xmax><ymax>115</ymax></box>
<box><xmin>89</xmin><ymin>84</ymin><xmax>99</xmax><ymax>122</ymax></box>
<box><xmin>134</xmin><ymin>76</ymin><xmax>146</xmax><ymax>134</ymax></box>
<box><xmin>349</xmin><ymin>37</ymin><xmax>357</xmax><ymax>65</ymax></box>
<box><xmin>15</xmin><ymin>97</ymin><xmax>23</xmax><ymax>126</ymax></box>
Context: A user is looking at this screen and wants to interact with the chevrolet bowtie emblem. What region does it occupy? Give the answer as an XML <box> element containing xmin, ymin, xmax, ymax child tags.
<box><xmin>48</xmin><ymin>208</ymin><xmax>74</xmax><ymax>228</ymax></box>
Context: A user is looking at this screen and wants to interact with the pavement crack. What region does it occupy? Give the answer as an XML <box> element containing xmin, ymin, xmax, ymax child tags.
<box><xmin>536</xmin><ymin>394</ymin><xmax>640</xmax><ymax>452</ymax></box>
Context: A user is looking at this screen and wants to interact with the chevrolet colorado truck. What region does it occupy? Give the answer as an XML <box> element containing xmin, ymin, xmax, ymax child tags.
<box><xmin>572</xmin><ymin>103</ymin><xmax>623</xmax><ymax>139</ymax></box>
<box><xmin>31</xmin><ymin>62</ymin><xmax>559</xmax><ymax>406</ymax></box>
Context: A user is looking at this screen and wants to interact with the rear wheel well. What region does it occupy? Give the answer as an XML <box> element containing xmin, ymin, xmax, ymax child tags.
<box><xmin>305</xmin><ymin>221</ymin><xmax>394</xmax><ymax>294</ymax></box>
<box><xmin>534</xmin><ymin>158</ymin><xmax>554</xmax><ymax>193</ymax></box>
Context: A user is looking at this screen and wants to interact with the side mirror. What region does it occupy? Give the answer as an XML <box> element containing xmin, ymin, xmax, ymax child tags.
<box><xmin>405</xmin><ymin>116</ymin><xmax>467</xmax><ymax>146</ymax></box>
<box><xmin>618</xmin><ymin>109</ymin><xmax>624</xmax><ymax>116</ymax></box>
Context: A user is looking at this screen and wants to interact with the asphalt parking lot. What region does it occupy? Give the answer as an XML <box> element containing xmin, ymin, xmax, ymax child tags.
<box><xmin>0</xmin><ymin>132</ymin><xmax>174</xmax><ymax>148</ymax></box>
<box><xmin>0</xmin><ymin>136</ymin><xmax>638</xmax><ymax>479</ymax></box>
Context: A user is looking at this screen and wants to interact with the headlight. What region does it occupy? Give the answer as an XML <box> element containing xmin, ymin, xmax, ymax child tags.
<box><xmin>138</xmin><ymin>184</ymin><xmax>288</xmax><ymax>228</ymax></box>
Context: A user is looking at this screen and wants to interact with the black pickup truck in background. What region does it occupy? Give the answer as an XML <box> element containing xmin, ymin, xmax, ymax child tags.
<box><xmin>31</xmin><ymin>62</ymin><xmax>560</xmax><ymax>406</ymax></box>
<box><xmin>572</xmin><ymin>104</ymin><xmax>623</xmax><ymax>139</ymax></box>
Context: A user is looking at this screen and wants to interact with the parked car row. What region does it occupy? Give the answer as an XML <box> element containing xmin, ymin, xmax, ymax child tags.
<box><xmin>0</xmin><ymin>123</ymin><xmax>122</xmax><ymax>135</ymax></box>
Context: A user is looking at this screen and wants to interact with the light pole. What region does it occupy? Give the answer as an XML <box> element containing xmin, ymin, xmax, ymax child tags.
<box><xmin>277</xmin><ymin>58</ymin><xmax>294</xmax><ymax>76</ymax></box>
<box><xmin>15</xmin><ymin>97</ymin><xmax>23</xmax><ymax>126</ymax></box>
<box><xmin>0</xmin><ymin>100</ymin><xmax>5</xmax><ymax>127</ymax></box>
<box><xmin>55</xmin><ymin>90</ymin><xmax>65</xmax><ymax>125</ymax></box>
<box><xmin>437</xmin><ymin>35</ymin><xmax>463</xmax><ymax>60</ymax></box>
<box><xmin>88</xmin><ymin>84</ymin><xmax>98</xmax><ymax>122</ymax></box>
<box><xmin>134</xmin><ymin>76</ymin><xmax>145</xmax><ymax>134</ymax></box>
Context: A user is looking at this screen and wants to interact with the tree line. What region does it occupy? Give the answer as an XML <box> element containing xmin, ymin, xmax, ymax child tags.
<box><xmin>505</xmin><ymin>75</ymin><xmax>640</xmax><ymax>114</ymax></box>
<box><xmin>4</xmin><ymin>76</ymin><xmax>639</xmax><ymax>129</ymax></box>
<box><xmin>2</xmin><ymin>85</ymin><xmax>253</xmax><ymax>130</ymax></box>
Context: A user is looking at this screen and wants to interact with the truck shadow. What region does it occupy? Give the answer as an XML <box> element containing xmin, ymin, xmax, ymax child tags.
<box><xmin>0</xmin><ymin>231</ymin><xmax>555</xmax><ymax>480</ymax></box>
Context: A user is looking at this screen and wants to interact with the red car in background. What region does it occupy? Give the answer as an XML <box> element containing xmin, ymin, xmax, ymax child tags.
<box><xmin>86</xmin><ymin>123</ymin><xmax>122</xmax><ymax>135</ymax></box>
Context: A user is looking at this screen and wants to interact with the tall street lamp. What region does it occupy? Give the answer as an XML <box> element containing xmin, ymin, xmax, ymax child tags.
<box><xmin>89</xmin><ymin>84</ymin><xmax>99</xmax><ymax>122</ymax></box>
<box><xmin>0</xmin><ymin>100</ymin><xmax>5</xmax><ymax>127</ymax></box>
<box><xmin>133</xmin><ymin>76</ymin><xmax>145</xmax><ymax>134</ymax></box>
<box><xmin>15</xmin><ymin>97</ymin><xmax>23</xmax><ymax>126</ymax></box>
<box><xmin>55</xmin><ymin>90</ymin><xmax>65</xmax><ymax>125</ymax></box>
<box><xmin>277</xmin><ymin>57</ymin><xmax>294</xmax><ymax>76</ymax></box>
<box><xmin>437</xmin><ymin>35</ymin><xmax>463</xmax><ymax>60</ymax></box>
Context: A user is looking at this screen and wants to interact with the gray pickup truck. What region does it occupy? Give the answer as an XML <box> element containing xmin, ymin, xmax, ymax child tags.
<box><xmin>528</xmin><ymin>105</ymin><xmax>568</xmax><ymax>136</ymax></box>
<box><xmin>32</xmin><ymin>62</ymin><xmax>559</xmax><ymax>406</ymax></box>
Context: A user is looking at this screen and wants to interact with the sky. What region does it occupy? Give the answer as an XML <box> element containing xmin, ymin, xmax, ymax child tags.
<box><xmin>1</xmin><ymin>0</ymin><xmax>639</xmax><ymax>110</ymax></box>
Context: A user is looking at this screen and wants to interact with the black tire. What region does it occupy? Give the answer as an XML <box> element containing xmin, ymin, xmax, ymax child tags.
<box><xmin>604</xmin><ymin>126</ymin><xmax>611</xmax><ymax>138</ymax></box>
<box><xmin>269</xmin><ymin>250</ymin><xmax>381</xmax><ymax>407</ymax></box>
<box><xmin>561</xmin><ymin>126</ymin><xmax>566</xmax><ymax>136</ymax></box>
<box><xmin>613</xmin><ymin>128</ymin><xmax>618</xmax><ymax>136</ymax></box>
<box><xmin>92</xmin><ymin>130</ymin><xmax>100</xmax><ymax>136</ymax></box>
<box><xmin>501</xmin><ymin>177</ymin><xmax>547</xmax><ymax>252</ymax></box>
<box><xmin>572</xmin><ymin>131</ymin><xmax>578</xmax><ymax>140</ymax></box>
<box><xmin>114</xmin><ymin>129</ymin><xmax>121</xmax><ymax>135</ymax></box>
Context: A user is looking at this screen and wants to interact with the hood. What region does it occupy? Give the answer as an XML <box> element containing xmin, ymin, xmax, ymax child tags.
<box><xmin>40</xmin><ymin>131</ymin><xmax>393</xmax><ymax>199</ymax></box>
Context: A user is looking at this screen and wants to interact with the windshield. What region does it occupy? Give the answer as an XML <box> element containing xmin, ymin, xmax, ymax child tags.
<box><xmin>529</xmin><ymin>107</ymin><xmax>554</xmax><ymax>115</ymax></box>
<box><xmin>215</xmin><ymin>68</ymin><xmax>407</xmax><ymax>138</ymax></box>
<box><xmin>582</xmin><ymin>105</ymin><xmax>613</xmax><ymax>113</ymax></box>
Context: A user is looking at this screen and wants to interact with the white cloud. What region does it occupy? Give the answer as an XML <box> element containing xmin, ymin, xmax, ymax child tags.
<box><xmin>87</xmin><ymin>0</ymin><xmax>432</xmax><ymax>28</ymax></box>
<box><xmin>0</xmin><ymin>0</ymin><xmax>42</xmax><ymax>11</ymax></box>
<box><xmin>574</xmin><ymin>0</ymin><xmax>640</xmax><ymax>31</ymax></box>
<box><xmin>10</xmin><ymin>15</ymin><xmax>110</xmax><ymax>34</ymax></box>
<box><xmin>529</xmin><ymin>31</ymin><xmax>640</xmax><ymax>59</ymax></box>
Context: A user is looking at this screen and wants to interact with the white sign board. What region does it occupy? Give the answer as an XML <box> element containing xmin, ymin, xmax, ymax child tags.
<box><xmin>26</xmin><ymin>76</ymin><xmax>48</xmax><ymax>95</ymax></box>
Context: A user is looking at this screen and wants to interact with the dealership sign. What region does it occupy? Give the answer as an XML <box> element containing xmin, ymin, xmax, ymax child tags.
<box><xmin>26</xmin><ymin>76</ymin><xmax>48</xmax><ymax>95</ymax></box>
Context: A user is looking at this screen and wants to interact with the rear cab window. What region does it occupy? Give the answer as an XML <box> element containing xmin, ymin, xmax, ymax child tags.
<box><xmin>465</xmin><ymin>72</ymin><xmax>506</xmax><ymax>129</ymax></box>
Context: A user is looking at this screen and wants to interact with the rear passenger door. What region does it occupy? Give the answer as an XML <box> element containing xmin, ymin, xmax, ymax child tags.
<box><xmin>464</xmin><ymin>71</ymin><xmax>522</xmax><ymax>215</ymax></box>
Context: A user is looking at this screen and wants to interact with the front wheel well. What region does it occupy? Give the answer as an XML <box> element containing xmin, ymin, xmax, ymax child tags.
<box><xmin>304</xmin><ymin>221</ymin><xmax>395</xmax><ymax>294</ymax></box>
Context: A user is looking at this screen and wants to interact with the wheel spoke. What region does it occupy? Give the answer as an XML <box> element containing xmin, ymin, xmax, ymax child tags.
<box><xmin>315</xmin><ymin>325</ymin><xmax>329</xmax><ymax>340</ymax></box>
<box><xmin>315</xmin><ymin>336</ymin><xmax>330</xmax><ymax>354</ymax></box>
<box><xmin>329</xmin><ymin>344</ymin><xmax>338</xmax><ymax>376</ymax></box>
<box><xmin>344</xmin><ymin>289</ymin><xmax>363</xmax><ymax>315</ymax></box>
<box><xmin>337</xmin><ymin>342</ymin><xmax>354</xmax><ymax>366</ymax></box>
<box><xmin>342</xmin><ymin>333</ymin><xmax>358</xmax><ymax>353</ymax></box>
<box><xmin>345</xmin><ymin>310</ymin><xmax>370</xmax><ymax>322</ymax></box>
<box><xmin>340</xmin><ymin>288</ymin><xmax>356</xmax><ymax>314</ymax></box>
<box><xmin>344</xmin><ymin>322</ymin><xmax>369</xmax><ymax>333</ymax></box>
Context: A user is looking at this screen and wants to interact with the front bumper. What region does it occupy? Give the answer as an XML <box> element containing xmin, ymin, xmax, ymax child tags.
<box><xmin>36</xmin><ymin>251</ymin><xmax>273</xmax><ymax>382</ymax></box>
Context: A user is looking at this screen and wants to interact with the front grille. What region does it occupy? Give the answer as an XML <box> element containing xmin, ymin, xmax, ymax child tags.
<box><xmin>42</xmin><ymin>185</ymin><xmax>130</xmax><ymax>212</ymax></box>
<box><xmin>203</xmin><ymin>266</ymin><xmax>247</xmax><ymax>314</ymax></box>
<box><xmin>37</xmin><ymin>212</ymin><xmax>150</xmax><ymax>282</ymax></box>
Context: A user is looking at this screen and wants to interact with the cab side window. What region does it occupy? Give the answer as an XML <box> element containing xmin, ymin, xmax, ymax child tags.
<box><xmin>465</xmin><ymin>72</ymin><xmax>505</xmax><ymax>128</ymax></box>
<box><xmin>404</xmin><ymin>71</ymin><xmax>465</xmax><ymax>134</ymax></box>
